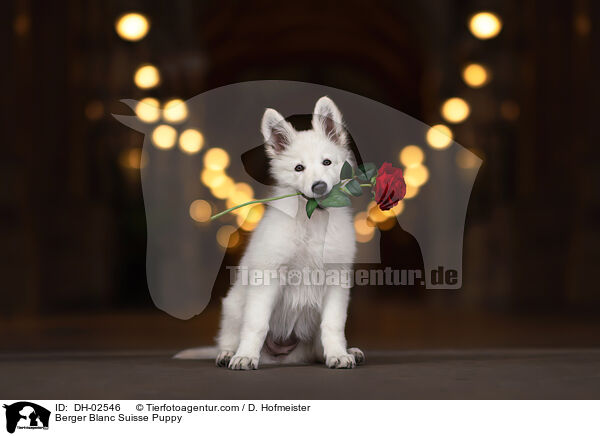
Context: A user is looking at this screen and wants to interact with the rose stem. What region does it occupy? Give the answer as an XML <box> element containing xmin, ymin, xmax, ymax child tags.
<box><xmin>210</xmin><ymin>192</ymin><xmax>302</xmax><ymax>221</ymax></box>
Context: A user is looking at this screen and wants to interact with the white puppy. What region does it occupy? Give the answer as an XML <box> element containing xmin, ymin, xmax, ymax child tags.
<box><xmin>178</xmin><ymin>97</ymin><xmax>364</xmax><ymax>370</ymax></box>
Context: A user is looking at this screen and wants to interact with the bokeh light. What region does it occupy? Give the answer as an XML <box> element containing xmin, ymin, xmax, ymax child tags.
<box><xmin>134</xmin><ymin>64</ymin><xmax>160</xmax><ymax>89</ymax></box>
<box><xmin>456</xmin><ymin>148</ymin><xmax>481</xmax><ymax>169</ymax></box>
<box><xmin>441</xmin><ymin>98</ymin><xmax>470</xmax><ymax>123</ymax></box>
<box><xmin>135</xmin><ymin>98</ymin><xmax>160</xmax><ymax>123</ymax></box>
<box><xmin>217</xmin><ymin>225</ymin><xmax>239</xmax><ymax>248</ymax></box>
<box><xmin>236</xmin><ymin>204</ymin><xmax>264</xmax><ymax>231</ymax></box>
<box><xmin>118</xmin><ymin>148</ymin><xmax>147</xmax><ymax>169</ymax></box>
<box><xmin>152</xmin><ymin>124</ymin><xmax>177</xmax><ymax>149</ymax></box>
<box><xmin>84</xmin><ymin>100</ymin><xmax>104</xmax><ymax>121</ymax></box>
<box><xmin>462</xmin><ymin>63</ymin><xmax>490</xmax><ymax>88</ymax></box>
<box><xmin>179</xmin><ymin>129</ymin><xmax>204</xmax><ymax>154</ymax></box>
<box><xmin>378</xmin><ymin>217</ymin><xmax>396</xmax><ymax>231</ymax></box>
<box><xmin>189</xmin><ymin>199</ymin><xmax>212</xmax><ymax>223</ymax></box>
<box><xmin>366</xmin><ymin>201</ymin><xmax>403</xmax><ymax>233</ymax></box>
<box><xmin>404</xmin><ymin>165</ymin><xmax>429</xmax><ymax>187</ymax></box>
<box><xmin>390</xmin><ymin>201</ymin><xmax>404</xmax><ymax>216</ymax></box>
<box><xmin>399</xmin><ymin>145</ymin><xmax>424</xmax><ymax>168</ymax></box>
<box><xmin>210</xmin><ymin>177</ymin><xmax>235</xmax><ymax>199</ymax></box>
<box><xmin>500</xmin><ymin>100</ymin><xmax>520</xmax><ymax>121</ymax></box>
<box><xmin>200</xmin><ymin>169</ymin><xmax>226</xmax><ymax>188</ymax></box>
<box><xmin>367</xmin><ymin>201</ymin><xmax>394</xmax><ymax>223</ymax></box>
<box><xmin>354</xmin><ymin>211</ymin><xmax>375</xmax><ymax>243</ymax></box>
<box><xmin>163</xmin><ymin>99</ymin><xmax>188</xmax><ymax>123</ymax></box>
<box><xmin>14</xmin><ymin>13</ymin><xmax>30</xmax><ymax>37</ymax></box>
<box><xmin>469</xmin><ymin>12</ymin><xmax>502</xmax><ymax>40</ymax></box>
<box><xmin>404</xmin><ymin>183</ymin><xmax>419</xmax><ymax>199</ymax></box>
<box><xmin>204</xmin><ymin>148</ymin><xmax>230</xmax><ymax>171</ymax></box>
<box><xmin>231</xmin><ymin>182</ymin><xmax>254</xmax><ymax>199</ymax></box>
<box><xmin>115</xmin><ymin>13</ymin><xmax>149</xmax><ymax>41</ymax></box>
<box><xmin>426</xmin><ymin>124</ymin><xmax>453</xmax><ymax>150</ymax></box>
<box><xmin>226</xmin><ymin>184</ymin><xmax>254</xmax><ymax>210</ymax></box>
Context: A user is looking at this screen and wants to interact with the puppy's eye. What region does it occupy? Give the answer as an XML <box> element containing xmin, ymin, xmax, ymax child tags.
<box><xmin>295</xmin><ymin>164</ymin><xmax>305</xmax><ymax>172</ymax></box>
<box><xmin>322</xmin><ymin>159</ymin><xmax>332</xmax><ymax>166</ymax></box>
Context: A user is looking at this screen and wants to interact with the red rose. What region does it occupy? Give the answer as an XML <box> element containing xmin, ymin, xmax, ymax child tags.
<box><xmin>374</xmin><ymin>162</ymin><xmax>406</xmax><ymax>210</ymax></box>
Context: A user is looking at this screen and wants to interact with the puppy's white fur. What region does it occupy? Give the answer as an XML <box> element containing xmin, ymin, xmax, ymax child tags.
<box><xmin>177</xmin><ymin>97</ymin><xmax>363</xmax><ymax>370</ymax></box>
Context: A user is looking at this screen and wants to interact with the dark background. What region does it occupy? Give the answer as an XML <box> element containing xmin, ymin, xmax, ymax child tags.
<box><xmin>2</xmin><ymin>0</ymin><xmax>600</xmax><ymax>352</ymax></box>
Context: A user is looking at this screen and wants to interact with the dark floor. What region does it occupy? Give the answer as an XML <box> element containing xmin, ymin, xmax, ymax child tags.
<box><xmin>2</xmin><ymin>349</ymin><xmax>600</xmax><ymax>399</ymax></box>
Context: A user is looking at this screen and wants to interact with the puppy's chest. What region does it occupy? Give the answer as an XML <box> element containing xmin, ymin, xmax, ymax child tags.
<box><xmin>288</xmin><ymin>212</ymin><xmax>330</xmax><ymax>266</ymax></box>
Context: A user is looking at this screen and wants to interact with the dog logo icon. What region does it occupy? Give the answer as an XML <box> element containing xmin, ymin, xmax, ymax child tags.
<box><xmin>3</xmin><ymin>402</ymin><xmax>50</xmax><ymax>434</ymax></box>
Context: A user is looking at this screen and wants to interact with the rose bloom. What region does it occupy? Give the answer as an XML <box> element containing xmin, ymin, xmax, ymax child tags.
<box><xmin>374</xmin><ymin>162</ymin><xmax>407</xmax><ymax>210</ymax></box>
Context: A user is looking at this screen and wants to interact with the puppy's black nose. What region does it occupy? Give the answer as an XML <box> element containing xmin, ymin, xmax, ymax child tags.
<box><xmin>311</xmin><ymin>181</ymin><xmax>327</xmax><ymax>195</ymax></box>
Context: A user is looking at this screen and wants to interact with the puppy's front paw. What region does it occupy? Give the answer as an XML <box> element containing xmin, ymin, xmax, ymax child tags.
<box><xmin>228</xmin><ymin>355</ymin><xmax>259</xmax><ymax>370</ymax></box>
<box><xmin>348</xmin><ymin>347</ymin><xmax>365</xmax><ymax>365</ymax></box>
<box><xmin>326</xmin><ymin>353</ymin><xmax>356</xmax><ymax>369</ymax></box>
<box><xmin>216</xmin><ymin>350</ymin><xmax>234</xmax><ymax>368</ymax></box>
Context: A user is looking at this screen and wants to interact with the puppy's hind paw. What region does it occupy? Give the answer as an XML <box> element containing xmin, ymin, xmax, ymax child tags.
<box><xmin>228</xmin><ymin>355</ymin><xmax>259</xmax><ymax>370</ymax></box>
<box><xmin>216</xmin><ymin>350</ymin><xmax>235</xmax><ymax>368</ymax></box>
<box><xmin>348</xmin><ymin>347</ymin><xmax>365</xmax><ymax>365</ymax></box>
<box><xmin>326</xmin><ymin>353</ymin><xmax>356</xmax><ymax>369</ymax></box>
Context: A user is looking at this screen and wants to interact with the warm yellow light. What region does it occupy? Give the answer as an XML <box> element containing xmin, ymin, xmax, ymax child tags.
<box><xmin>217</xmin><ymin>225</ymin><xmax>239</xmax><ymax>248</ymax></box>
<box><xmin>152</xmin><ymin>125</ymin><xmax>177</xmax><ymax>149</ymax></box>
<box><xmin>245</xmin><ymin>204</ymin><xmax>264</xmax><ymax>223</ymax></box>
<box><xmin>204</xmin><ymin>148</ymin><xmax>230</xmax><ymax>171</ymax></box>
<box><xmin>118</xmin><ymin>148</ymin><xmax>148</xmax><ymax>169</ymax></box>
<box><xmin>404</xmin><ymin>183</ymin><xmax>419</xmax><ymax>199</ymax></box>
<box><xmin>354</xmin><ymin>212</ymin><xmax>373</xmax><ymax>235</ymax></box>
<box><xmin>236</xmin><ymin>204</ymin><xmax>264</xmax><ymax>231</ymax></box>
<box><xmin>354</xmin><ymin>212</ymin><xmax>375</xmax><ymax>243</ymax></box>
<box><xmin>456</xmin><ymin>148</ymin><xmax>480</xmax><ymax>169</ymax></box>
<box><xmin>200</xmin><ymin>169</ymin><xmax>226</xmax><ymax>188</ymax></box>
<box><xmin>189</xmin><ymin>199</ymin><xmax>212</xmax><ymax>223</ymax></box>
<box><xmin>210</xmin><ymin>177</ymin><xmax>235</xmax><ymax>199</ymax></box>
<box><xmin>135</xmin><ymin>98</ymin><xmax>160</xmax><ymax>123</ymax></box>
<box><xmin>378</xmin><ymin>217</ymin><xmax>396</xmax><ymax>231</ymax></box>
<box><xmin>367</xmin><ymin>202</ymin><xmax>394</xmax><ymax>223</ymax></box>
<box><xmin>426</xmin><ymin>124</ymin><xmax>453</xmax><ymax>150</ymax></box>
<box><xmin>163</xmin><ymin>99</ymin><xmax>188</xmax><ymax>123</ymax></box>
<box><xmin>134</xmin><ymin>64</ymin><xmax>160</xmax><ymax>89</ymax></box>
<box><xmin>399</xmin><ymin>145</ymin><xmax>424</xmax><ymax>168</ymax></box>
<box><xmin>179</xmin><ymin>129</ymin><xmax>204</xmax><ymax>154</ymax></box>
<box><xmin>231</xmin><ymin>183</ymin><xmax>254</xmax><ymax>199</ymax></box>
<box><xmin>441</xmin><ymin>98</ymin><xmax>470</xmax><ymax>123</ymax></box>
<box><xmin>226</xmin><ymin>188</ymin><xmax>253</xmax><ymax>210</ymax></box>
<box><xmin>367</xmin><ymin>200</ymin><xmax>403</xmax><ymax>230</ymax></box>
<box><xmin>356</xmin><ymin>233</ymin><xmax>374</xmax><ymax>243</ymax></box>
<box><xmin>462</xmin><ymin>63</ymin><xmax>490</xmax><ymax>88</ymax></box>
<box><xmin>115</xmin><ymin>13</ymin><xmax>149</xmax><ymax>41</ymax></box>
<box><xmin>404</xmin><ymin>164</ymin><xmax>429</xmax><ymax>187</ymax></box>
<box><xmin>390</xmin><ymin>201</ymin><xmax>404</xmax><ymax>216</ymax></box>
<box><xmin>469</xmin><ymin>12</ymin><xmax>502</xmax><ymax>40</ymax></box>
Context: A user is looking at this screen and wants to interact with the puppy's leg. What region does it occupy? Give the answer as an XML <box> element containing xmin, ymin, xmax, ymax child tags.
<box><xmin>216</xmin><ymin>285</ymin><xmax>244</xmax><ymax>367</ymax></box>
<box><xmin>229</xmin><ymin>283</ymin><xmax>279</xmax><ymax>370</ymax></box>
<box><xmin>320</xmin><ymin>286</ymin><xmax>356</xmax><ymax>369</ymax></box>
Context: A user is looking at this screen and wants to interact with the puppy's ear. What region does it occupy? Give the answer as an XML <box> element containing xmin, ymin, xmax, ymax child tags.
<box><xmin>261</xmin><ymin>108</ymin><xmax>296</xmax><ymax>156</ymax></box>
<box><xmin>312</xmin><ymin>96</ymin><xmax>347</xmax><ymax>147</ymax></box>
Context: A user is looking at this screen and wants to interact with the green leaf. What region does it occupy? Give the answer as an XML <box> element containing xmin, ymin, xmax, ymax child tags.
<box><xmin>345</xmin><ymin>179</ymin><xmax>363</xmax><ymax>196</ymax></box>
<box><xmin>306</xmin><ymin>198</ymin><xmax>319</xmax><ymax>218</ymax></box>
<box><xmin>340</xmin><ymin>161</ymin><xmax>353</xmax><ymax>180</ymax></box>
<box><xmin>317</xmin><ymin>183</ymin><xmax>351</xmax><ymax>208</ymax></box>
<box><xmin>340</xmin><ymin>185</ymin><xmax>352</xmax><ymax>196</ymax></box>
<box><xmin>357</xmin><ymin>162</ymin><xmax>377</xmax><ymax>182</ymax></box>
